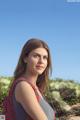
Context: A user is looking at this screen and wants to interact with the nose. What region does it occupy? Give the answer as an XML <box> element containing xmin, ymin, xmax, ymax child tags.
<box><xmin>38</xmin><ymin>56</ymin><xmax>44</xmax><ymax>63</ymax></box>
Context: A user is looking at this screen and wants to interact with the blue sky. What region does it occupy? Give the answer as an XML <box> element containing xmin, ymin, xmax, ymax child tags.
<box><xmin>0</xmin><ymin>0</ymin><xmax>80</xmax><ymax>83</ymax></box>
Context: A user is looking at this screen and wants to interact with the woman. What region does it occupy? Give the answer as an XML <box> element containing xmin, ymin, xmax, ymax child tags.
<box><xmin>3</xmin><ymin>38</ymin><xmax>55</xmax><ymax>120</ymax></box>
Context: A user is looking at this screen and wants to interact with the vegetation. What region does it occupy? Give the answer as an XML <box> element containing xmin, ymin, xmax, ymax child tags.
<box><xmin>0</xmin><ymin>77</ymin><xmax>80</xmax><ymax>119</ymax></box>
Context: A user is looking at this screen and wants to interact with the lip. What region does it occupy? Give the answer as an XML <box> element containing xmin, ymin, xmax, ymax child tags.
<box><xmin>36</xmin><ymin>65</ymin><xmax>44</xmax><ymax>69</ymax></box>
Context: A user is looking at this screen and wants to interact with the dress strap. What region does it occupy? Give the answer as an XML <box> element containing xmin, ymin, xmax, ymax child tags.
<box><xmin>11</xmin><ymin>77</ymin><xmax>41</xmax><ymax>101</ymax></box>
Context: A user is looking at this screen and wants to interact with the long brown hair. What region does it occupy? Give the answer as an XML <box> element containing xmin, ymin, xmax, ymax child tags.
<box><xmin>14</xmin><ymin>38</ymin><xmax>52</xmax><ymax>94</ymax></box>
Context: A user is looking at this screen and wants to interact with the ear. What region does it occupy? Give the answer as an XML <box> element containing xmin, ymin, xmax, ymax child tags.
<box><xmin>23</xmin><ymin>56</ymin><xmax>28</xmax><ymax>63</ymax></box>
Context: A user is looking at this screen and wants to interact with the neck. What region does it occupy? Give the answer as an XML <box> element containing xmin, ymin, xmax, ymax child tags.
<box><xmin>22</xmin><ymin>71</ymin><xmax>38</xmax><ymax>87</ymax></box>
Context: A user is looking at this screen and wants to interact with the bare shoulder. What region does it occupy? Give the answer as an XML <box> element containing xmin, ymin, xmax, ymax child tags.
<box><xmin>14</xmin><ymin>81</ymin><xmax>48</xmax><ymax>120</ymax></box>
<box><xmin>15</xmin><ymin>81</ymin><xmax>35</xmax><ymax>103</ymax></box>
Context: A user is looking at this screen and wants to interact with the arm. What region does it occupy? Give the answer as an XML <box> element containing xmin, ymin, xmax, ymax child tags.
<box><xmin>15</xmin><ymin>81</ymin><xmax>48</xmax><ymax>120</ymax></box>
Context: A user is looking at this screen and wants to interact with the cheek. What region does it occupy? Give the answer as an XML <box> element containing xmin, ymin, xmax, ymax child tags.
<box><xmin>44</xmin><ymin>60</ymin><xmax>48</xmax><ymax>68</ymax></box>
<box><xmin>28</xmin><ymin>58</ymin><xmax>37</xmax><ymax>65</ymax></box>
<box><xmin>45</xmin><ymin>60</ymin><xmax>48</xmax><ymax>65</ymax></box>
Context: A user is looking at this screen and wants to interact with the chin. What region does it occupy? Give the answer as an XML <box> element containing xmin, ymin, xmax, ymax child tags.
<box><xmin>37</xmin><ymin>70</ymin><xmax>44</xmax><ymax>75</ymax></box>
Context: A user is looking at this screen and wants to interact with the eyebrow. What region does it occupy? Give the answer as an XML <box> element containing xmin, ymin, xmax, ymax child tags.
<box><xmin>33</xmin><ymin>52</ymin><xmax>48</xmax><ymax>57</ymax></box>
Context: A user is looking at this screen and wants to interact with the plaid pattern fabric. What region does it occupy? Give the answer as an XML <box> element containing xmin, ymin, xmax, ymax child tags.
<box><xmin>2</xmin><ymin>96</ymin><xmax>16</xmax><ymax>120</ymax></box>
<box><xmin>2</xmin><ymin>79</ymin><xmax>17</xmax><ymax>120</ymax></box>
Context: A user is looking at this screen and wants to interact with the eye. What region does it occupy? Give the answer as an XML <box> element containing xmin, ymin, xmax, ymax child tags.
<box><xmin>43</xmin><ymin>56</ymin><xmax>48</xmax><ymax>60</ymax></box>
<box><xmin>33</xmin><ymin>54</ymin><xmax>39</xmax><ymax>58</ymax></box>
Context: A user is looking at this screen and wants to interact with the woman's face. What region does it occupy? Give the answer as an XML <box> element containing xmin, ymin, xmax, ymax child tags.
<box><xmin>24</xmin><ymin>47</ymin><xmax>48</xmax><ymax>75</ymax></box>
